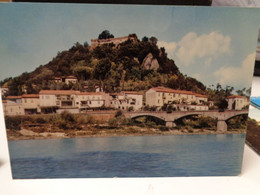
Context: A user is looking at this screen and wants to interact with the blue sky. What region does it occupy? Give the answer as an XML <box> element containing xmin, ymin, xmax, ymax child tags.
<box><xmin>0</xmin><ymin>3</ymin><xmax>259</xmax><ymax>91</ymax></box>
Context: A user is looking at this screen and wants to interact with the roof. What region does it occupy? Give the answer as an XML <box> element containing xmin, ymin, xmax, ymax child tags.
<box><xmin>122</xmin><ymin>91</ymin><xmax>141</xmax><ymax>95</ymax></box>
<box><xmin>39</xmin><ymin>90</ymin><xmax>79</xmax><ymax>95</ymax></box>
<box><xmin>6</xmin><ymin>96</ymin><xmax>22</xmax><ymax>99</ymax></box>
<box><xmin>62</xmin><ymin>76</ymin><xmax>77</xmax><ymax>79</ymax></box>
<box><xmin>22</xmin><ymin>94</ymin><xmax>39</xmax><ymax>98</ymax></box>
<box><xmin>227</xmin><ymin>95</ymin><xmax>248</xmax><ymax>99</ymax></box>
<box><xmin>194</xmin><ymin>94</ymin><xmax>207</xmax><ymax>98</ymax></box>
<box><xmin>78</xmin><ymin>92</ymin><xmax>103</xmax><ymax>95</ymax></box>
<box><xmin>150</xmin><ymin>87</ymin><xmax>205</xmax><ymax>97</ymax></box>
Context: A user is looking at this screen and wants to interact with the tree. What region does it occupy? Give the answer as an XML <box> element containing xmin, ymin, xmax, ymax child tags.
<box><xmin>94</xmin><ymin>58</ymin><xmax>112</xmax><ymax>81</ymax></box>
<box><xmin>142</xmin><ymin>36</ymin><xmax>149</xmax><ymax>42</ymax></box>
<box><xmin>98</xmin><ymin>30</ymin><xmax>114</xmax><ymax>39</ymax></box>
<box><xmin>149</xmin><ymin>36</ymin><xmax>158</xmax><ymax>45</ymax></box>
<box><xmin>216</xmin><ymin>99</ymin><xmax>228</xmax><ymax>112</ymax></box>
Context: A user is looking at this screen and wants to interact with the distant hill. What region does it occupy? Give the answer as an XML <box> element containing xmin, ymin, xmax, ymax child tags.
<box><xmin>2</xmin><ymin>32</ymin><xmax>207</xmax><ymax>96</ymax></box>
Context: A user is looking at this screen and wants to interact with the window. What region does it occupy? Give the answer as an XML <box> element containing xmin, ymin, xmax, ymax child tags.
<box><xmin>31</xmin><ymin>99</ymin><xmax>33</xmax><ymax>103</ymax></box>
<box><xmin>24</xmin><ymin>99</ymin><xmax>27</xmax><ymax>103</ymax></box>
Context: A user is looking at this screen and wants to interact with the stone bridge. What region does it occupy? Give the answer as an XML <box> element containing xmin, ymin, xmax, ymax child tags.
<box><xmin>123</xmin><ymin>110</ymin><xmax>248</xmax><ymax>132</ymax></box>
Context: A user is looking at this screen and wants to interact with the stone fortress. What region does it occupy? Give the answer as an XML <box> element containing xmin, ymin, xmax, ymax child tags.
<box><xmin>91</xmin><ymin>34</ymin><xmax>138</xmax><ymax>48</ymax></box>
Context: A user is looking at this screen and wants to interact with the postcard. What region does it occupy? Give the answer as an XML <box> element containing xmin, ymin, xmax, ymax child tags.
<box><xmin>0</xmin><ymin>3</ymin><xmax>259</xmax><ymax>178</ymax></box>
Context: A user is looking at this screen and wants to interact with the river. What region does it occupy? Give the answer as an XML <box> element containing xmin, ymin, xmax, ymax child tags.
<box><xmin>8</xmin><ymin>134</ymin><xmax>245</xmax><ymax>178</ymax></box>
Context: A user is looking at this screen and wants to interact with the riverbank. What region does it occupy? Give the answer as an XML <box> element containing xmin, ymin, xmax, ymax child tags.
<box><xmin>6</xmin><ymin>125</ymin><xmax>246</xmax><ymax>141</ymax></box>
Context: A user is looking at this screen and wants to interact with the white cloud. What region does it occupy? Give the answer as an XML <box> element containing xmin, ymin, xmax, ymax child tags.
<box><xmin>157</xmin><ymin>41</ymin><xmax>177</xmax><ymax>59</ymax></box>
<box><xmin>158</xmin><ymin>31</ymin><xmax>231</xmax><ymax>67</ymax></box>
<box><xmin>204</xmin><ymin>58</ymin><xmax>212</xmax><ymax>67</ymax></box>
<box><xmin>213</xmin><ymin>52</ymin><xmax>256</xmax><ymax>88</ymax></box>
<box><xmin>176</xmin><ymin>32</ymin><xmax>231</xmax><ymax>66</ymax></box>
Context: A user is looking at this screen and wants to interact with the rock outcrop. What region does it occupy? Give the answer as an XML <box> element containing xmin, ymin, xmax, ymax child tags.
<box><xmin>141</xmin><ymin>53</ymin><xmax>160</xmax><ymax>70</ymax></box>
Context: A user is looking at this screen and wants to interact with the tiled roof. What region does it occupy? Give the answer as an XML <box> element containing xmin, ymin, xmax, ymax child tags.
<box><xmin>62</xmin><ymin>76</ymin><xmax>77</xmax><ymax>79</ymax></box>
<box><xmin>78</xmin><ymin>92</ymin><xmax>103</xmax><ymax>95</ymax></box>
<box><xmin>151</xmin><ymin>87</ymin><xmax>198</xmax><ymax>96</ymax></box>
<box><xmin>6</xmin><ymin>96</ymin><xmax>22</xmax><ymax>99</ymax></box>
<box><xmin>227</xmin><ymin>95</ymin><xmax>248</xmax><ymax>99</ymax></box>
<box><xmin>22</xmin><ymin>94</ymin><xmax>39</xmax><ymax>98</ymax></box>
<box><xmin>122</xmin><ymin>91</ymin><xmax>141</xmax><ymax>95</ymax></box>
<box><xmin>194</xmin><ymin>94</ymin><xmax>207</xmax><ymax>98</ymax></box>
<box><xmin>39</xmin><ymin>90</ymin><xmax>79</xmax><ymax>95</ymax></box>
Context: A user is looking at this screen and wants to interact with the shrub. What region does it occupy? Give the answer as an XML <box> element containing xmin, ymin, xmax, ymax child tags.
<box><xmin>5</xmin><ymin>116</ymin><xmax>22</xmax><ymax>130</ymax></box>
<box><xmin>115</xmin><ymin>110</ymin><xmax>123</xmax><ymax>118</ymax></box>
<box><xmin>159</xmin><ymin>126</ymin><xmax>169</xmax><ymax>131</ymax></box>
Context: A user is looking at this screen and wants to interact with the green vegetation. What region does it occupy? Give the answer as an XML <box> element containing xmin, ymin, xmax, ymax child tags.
<box><xmin>5</xmin><ymin>112</ymin><xmax>97</xmax><ymax>132</ymax></box>
<box><xmin>175</xmin><ymin>116</ymin><xmax>217</xmax><ymax>131</ymax></box>
<box><xmin>226</xmin><ymin>115</ymin><xmax>248</xmax><ymax>130</ymax></box>
<box><xmin>2</xmin><ymin>31</ymin><xmax>208</xmax><ymax>97</ymax></box>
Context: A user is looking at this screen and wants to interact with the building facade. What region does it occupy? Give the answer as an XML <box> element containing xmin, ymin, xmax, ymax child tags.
<box><xmin>146</xmin><ymin>87</ymin><xmax>208</xmax><ymax>111</ymax></box>
<box><xmin>110</xmin><ymin>91</ymin><xmax>143</xmax><ymax>111</ymax></box>
<box><xmin>22</xmin><ymin>94</ymin><xmax>40</xmax><ymax>114</ymax></box>
<box><xmin>226</xmin><ymin>95</ymin><xmax>250</xmax><ymax>110</ymax></box>
<box><xmin>3</xmin><ymin>96</ymin><xmax>24</xmax><ymax>116</ymax></box>
<box><xmin>91</xmin><ymin>34</ymin><xmax>138</xmax><ymax>48</ymax></box>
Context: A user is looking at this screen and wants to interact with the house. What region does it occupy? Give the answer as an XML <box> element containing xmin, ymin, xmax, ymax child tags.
<box><xmin>145</xmin><ymin>86</ymin><xmax>208</xmax><ymax>111</ymax></box>
<box><xmin>51</xmin><ymin>76</ymin><xmax>78</xmax><ymax>85</ymax></box>
<box><xmin>22</xmin><ymin>94</ymin><xmax>40</xmax><ymax>114</ymax></box>
<box><xmin>95</xmin><ymin>85</ymin><xmax>103</xmax><ymax>92</ymax></box>
<box><xmin>75</xmin><ymin>92</ymin><xmax>110</xmax><ymax>110</ymax></box>
<box><xmin>226</xmin><ymin>95</ymin><xmax>250</xmax><ymax>110</ymax></box>
<box><xmin>39</xmin><ymin>90</ymin><xmax>79</xmax><ymax>113</ymax></box>
<box><xmin>110</xmin><ymin>91</ymin><xmax>143</xmax><ymax>111</ymax></box>
<box><xmin>3</xmin><ymin>96</ymin><xmax>24</xmax><ymax>116</ymax></box>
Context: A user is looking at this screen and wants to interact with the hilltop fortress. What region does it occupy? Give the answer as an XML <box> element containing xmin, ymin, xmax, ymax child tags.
<box><xmin>91</xmin><ymin>34</ymin><xmax>138</xmax><ymax>48</ymax></box>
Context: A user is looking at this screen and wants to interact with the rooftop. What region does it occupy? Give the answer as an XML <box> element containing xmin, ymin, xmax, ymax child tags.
<box><xmin>39</xmin><ymin>90</ymin><xmax>79</xmax><ymax>95</ymax></box>
<box><xmin>6</xmin><ymin>96</ymin><xmax>22</xmax><ymax>99</ymax></box>
<box><xmin>150</xmin><ymin>86</ymin><xmax>206</xmax><ymax>97</ymax></box>
<box><xmin>22</xmin><ymin>94</ymin><xmax>39</xmax><ymax>98</ymax></box>
<box><xmin>227</xmin><ymin>95</ymin><xmax>248</xmax><ymax>99</ymax></box>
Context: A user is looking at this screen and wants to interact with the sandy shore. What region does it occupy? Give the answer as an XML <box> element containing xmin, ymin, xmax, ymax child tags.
<box><xmin>6</xmin><ymin>126</ymin><xmax>246</xmax><ymax>141</ymax></box>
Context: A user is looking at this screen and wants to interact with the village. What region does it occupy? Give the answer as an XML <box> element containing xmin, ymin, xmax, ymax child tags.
<box><xmin>1</xmin><ymin>75</ymin><xmax>250</xmax><ymax>116</ymax></box>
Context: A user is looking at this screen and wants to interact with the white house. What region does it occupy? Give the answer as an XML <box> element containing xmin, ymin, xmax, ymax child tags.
<box><xmin>110</xmin><ymin>91</ymin><xmax>143</xmax><ymax>111</ymax></box>
<box><xmin>22</xmin><ymin>94</ymin><xmax>40</xmax><ymax>114</ymax></box>
<box><xmin>39</xmin><ymin>90</ymin><xmax>79</xmax><ymax>113</ymax></box>
<box><xmin>51</xmin><ymin>76</ymin><xmax>78</xmax><ymax>85</ymax></box>
<box><xmin>3</xmin><ymin>96</ymin><xmax>24</xmax><ymax>116</ymax></box>
<box><xmin>226</xmin><ymin>95</ymin><xmax>250</xmax><ymax>110</ymax></box>
<box><xmin>145</xmin><ymin>86</ymin><xmax>208</xmax><ymax>111</ymax></box>
<box><xmin>75</xmin><ymin>92</ymin><xmax>109</xmax><ymax>110</ymax></box>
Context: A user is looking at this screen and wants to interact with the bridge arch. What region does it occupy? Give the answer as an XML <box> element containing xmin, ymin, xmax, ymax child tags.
<box><xmin>224</xmin><ymin>113</ymin><xmax>248</xmax><ymax>121</ymax></box>
<box><xmin>131</xmin><ymin>114</ymin><xmax>166</xmax><ymax>125</ymax></box>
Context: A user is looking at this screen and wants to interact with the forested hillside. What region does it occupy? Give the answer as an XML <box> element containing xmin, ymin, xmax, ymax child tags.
<box><xmin>1</xmin><ymin>31</ymin><xmax>211</xmax><ymax>96</ymax></box>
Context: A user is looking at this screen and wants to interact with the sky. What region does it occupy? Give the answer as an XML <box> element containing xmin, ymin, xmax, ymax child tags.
<box><xmin>0</xmin><ymin>3</ymin><xmax>260</xmax><ymax>91</ymax></box>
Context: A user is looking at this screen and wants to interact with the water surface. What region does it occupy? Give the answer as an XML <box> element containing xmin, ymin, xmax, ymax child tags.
<box><xmin>8</xmin><ymin>134</ymin><xmax>245</xmax><ymax>178</ymax></box>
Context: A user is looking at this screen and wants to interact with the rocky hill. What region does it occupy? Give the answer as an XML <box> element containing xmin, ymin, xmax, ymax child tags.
<box><xmin>2</xmin><ymin>32</ymin><xmax>207</xmax><ymax>96</ymax></box>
